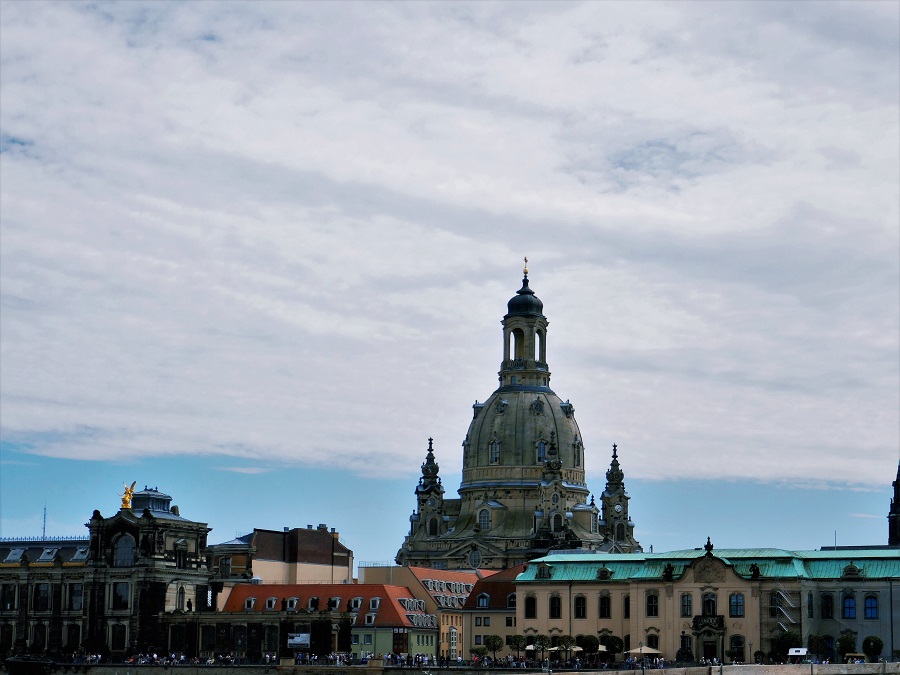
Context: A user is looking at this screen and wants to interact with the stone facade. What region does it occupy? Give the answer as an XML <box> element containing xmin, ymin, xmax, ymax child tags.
<box><xmin>396</xmin><ymin>270</ymin><xmax>640</xmax><ymax>570</ymax></box>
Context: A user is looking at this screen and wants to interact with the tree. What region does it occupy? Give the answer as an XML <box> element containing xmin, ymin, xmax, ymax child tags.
<box><xmin>470</xmin><ymin>646</ymin><xmax>488</xmax><ymax>661</ymax></box>
<box><xmin>581</xmin><ymin>634</ymin><xmax>600</xmax><ymax>662</ymax></box>
<box><xmin>508</xmin><ymin>635</ymin><xmax>527</xmax><ymax>661</ymax></box>
<box><xmin>836</xmin><ymin>633</ymin><xmax>857</xmax><ymax>661</ymax></box>
<box><xmin>862</xmin><ymin>636</ymin><xmax>883</xmax><ymax>662</ymax></box>
<box><xmin>484</xmin><ymin>635</ymin><xmax>504</xmax><ymax>663</ymax></box>
<box><xmin>533</xmin><ymin>634</ymin><xmax>551</xmax><ymax>664</ymax></box>
<box><xmin>807</xmin><ymin>635</ymin><xmax>827</xmax><ymax>660</ymax></box>
<box><xmin>558</xmin><ymin>634</ymin><xmax>576</xmax><ymax>662</ymax></box>
<box><xmin>770</xmin><ymin>630</ymin><xmax>802</xmax><ymax>661</ymax></box>
<box><xmin>600</xmin><ymin>635</ymin><xmax>624</xmax><ymax>661</ymax></box>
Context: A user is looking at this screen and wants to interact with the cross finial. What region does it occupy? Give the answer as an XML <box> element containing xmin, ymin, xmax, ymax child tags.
<box><xmin>428</xmin><ymin>437</ymin><xmax>433</xmax><ymax>450</ymax></box>
<box><xmin>612</xmin><ymin>443</ymin><xmax>618</xmax><ymax>459</ymax></box>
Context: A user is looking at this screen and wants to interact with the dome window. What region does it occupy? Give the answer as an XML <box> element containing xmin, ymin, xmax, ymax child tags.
<box><xmin>489</xmin><ymin>441</ymin><xmax>500</xmax><ymax>464</ymax></box>
<box><xmin>536</xmin><ymin>441</ymin><xmax>547</xmax><ymax>463</ymax></box>
<box><xmin>478</xmin><ymin>509</ymin><xmax>491</xmax><ymax>531</ymax></box>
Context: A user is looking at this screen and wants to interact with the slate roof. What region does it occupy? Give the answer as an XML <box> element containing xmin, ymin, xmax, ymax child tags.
<box><xmin>222</xmin><ymin>583</ymin><xmax>432</xmax><ymax>629</ymax></box>
<box><xmin>517</xmin><ymin>547</ymin><xmax>900</xmax><ymax>583</ymax></box>
<box><xmin>0</xmin><ymin>539</ymin><xmax>90</xmax><ymax>566</ymax></box>
<box><xmin>463</xmin><ymin>563</ymin><xmax>527</xmax><ymax>611</ymax></box>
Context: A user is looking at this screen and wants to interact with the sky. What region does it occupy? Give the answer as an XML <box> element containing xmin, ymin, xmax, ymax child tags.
<box><xmin>1</xmin><ymin>1</ymin><xmax>898</xmax><ymax>568</ymax></box>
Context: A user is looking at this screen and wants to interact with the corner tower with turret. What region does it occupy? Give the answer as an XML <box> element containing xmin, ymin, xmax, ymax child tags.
<box><xmin>397</xmin><ymin>265</ymin><xmax>641</xmax><ymax>569</ymax></box>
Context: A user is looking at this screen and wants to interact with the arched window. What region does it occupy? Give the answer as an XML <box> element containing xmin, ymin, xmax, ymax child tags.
<box><xmin>842</xmin><ymin>595</ymin><xmax>856</xmax><ymax>619</ymax></box>
<box><xmin>591</xmin><ymin>513</ymin><xmax>598</xmax><ymax>533</ymax></box>
<box><xmin>616</xmin><ymin>523</ymin><xmax>625</xmax><ymax>540</ymax></box>
<box><xmin>864</xmin><ymin>595</ymin><xmax>877</xmax><ymax>619</ymax></box>
<box><xmin>537</xmin><ymin>441</ymin><xmax>547</xmax><ymax>463</ymax></box>
<box><xmin>729</xmin><ymin>635</ymin><xmax>745</xmax><ymax>662</ymax></box>
<box><xmin>729</xmin><ymin>593</ymin><xmax>744</xmax><ymax>617</ymax></box>
<box><xmin>428</xmin><ymin>518</ymin><xmax>438</xmax><ymax>536</ymax></box>
<box><xmin>113</xmin><ymin>535</ymin><xmax>135</xmax><ymax>567</ymax></box>
<box><xmin>703</xmin><ymin>593</ymin><xmax>717</xmax><ymax>616</ymax></box>
<box><xmin>552</xmin><ymin>514</ymin><xmax>564</xmax><ymax>531</ymax></box>
<box><xmin>489</xmin><ymin>441</ymin><xmax>500</xmax><ymax>464</ymax></box>
<box><xmin>574</xmin><ymin>595</ymin><xmax>586</xmax><ymax>619</ymax></box>
<box><xmin>511</xmin><ymin>328</ymin><xmax>525</xmax><ymax>360</ymax></box>
<box><xmin>647</xmin><ymin>634</ymin><xmax>659</xmax><ymax>649</ymax></box>
<box><xmin>599</xmin><ymin>595</ymin><xmax>611</xmax><ymax>618</ymax></box>
<box><xmin>524</xmin><ymin>596</ymin><xmax>537</xmax><ymax>619</ymax></box>
<box><xmin>574</xmin><ymin>442</ymin><xmax>581</xmax><ymax>466</ymax></box>
<box><xmin>176</xmin><ymin>586</ymin><xmax>185</xmax><ymax>611</ymax></box>
<box><xmin>477</xmin><ymin>593</ymin><xmax>489</xmax><ymax>608</ymax></box>
<box><xmin>646</xmin><ymin>594</ymin><xmax>659</xmax><ymax>617</ymax></box>
<box><xmin>681</xmin><ymin>593</ymin><xmax>692</xmax><ymax>617</ymax></box>
<box><xmin>549</xmin><ymin>595</ymin><xmax>562</xmax><ymax>619</ymax></box>
<box><xmin>478</xmin><ymin>509</ymin><xmax>491</xmax><ymax>531</ymax></box>
<box><xmin>821</xmin><ymin>593</ymin><xmax>834</xmax><ymax>619</ymax></box>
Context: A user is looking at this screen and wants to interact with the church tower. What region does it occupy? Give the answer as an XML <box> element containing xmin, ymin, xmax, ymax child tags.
<box><xmin>396</xmin><ymin>264</ymin><xmax>641</xmax><ymax>569</ymax></box>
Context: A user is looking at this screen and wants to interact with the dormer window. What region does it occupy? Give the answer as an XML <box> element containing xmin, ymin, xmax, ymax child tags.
<box><xmin>329</xmin><ymin>597</ymin><xmax>341</xmax><ymax>611</ymax></box>
<box><xmin>72</xmin><ymin>547</ymin><xmax>89</xmax><ymax>562</ymax></box>
<box><xmin>537</xmin><ymin>563</ymin><xmax>552</xmax><ymax>579</ymax></box>
<box><xmin>4</xmin><ymin>548</ymin><xmax>25</xmax><ymax>563</ymax></box>
<box><xmin>351</xmin><ymin>597</ymin><xmax>363</xmax><ymax>611</ymax></box>
<box><xmin>308</xmin><ymin>597</ymin><xmax>320</xmax><ymax>611</ymax></box>
<box><xmin>477</xmin><ymin>593</ymin><xmax>490</xmax><ymax>608</ymax></box>
<box><xmin>245</xmin><ymin>597</ymin><xmax>256</xmax><ymax>610</ymax></box>
<box><xmin>365</xmin><ymin>613</ymin><xmax>376</xmax><ymax>625</ymax></box>
<box><xmin>507</xmin><ymin>593</ymin><xmax>516</xmax><ymax>609</ymax></box>
<box><xmin>369</xmin><ymin>597</ymin><xmax>381</xmax><ymax>610</ymax></box>
<box><xmin>287</xmin><ymin>597</ymin><xmax>299</xmax><ymax>611</ymax></box>
<box><xmin>265</xmin><ymin>597</ymin><xmax>278</xmax><ymax>610</ymax></box>
<box><xmin>37</xmin><ymin>548</ymin><xmax>59</xmax><ymax>562</ymax></box>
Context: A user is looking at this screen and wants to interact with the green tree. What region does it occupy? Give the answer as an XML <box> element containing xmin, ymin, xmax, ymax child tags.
<box><xmin>836</xmin><ymin>633</ymin><xmax>857</xmax><ymax>660</ymax></box>
<box><xmin>600</xmin><ymin>635</ymin><xmax>624</xmax><ymax>661</ymax></box>
<box><xmin>533</xmin><ymin>634</ymin><xmax>551</xmax><ymax>664</ymax></box>
<box><xmin>862</xmin><ymin>636</ymin><xmax>883</xmax><ymax>662</ymax></box>
<box><xmin>470</xmin><ymin>646</ymin><xmax>488</xmax><ymax>661</ymax></box>
<box><xmin>807</xmin><ymin>635</ymin><xmax>827</xmax><ymax>660</ymax></box>
<box><xmin>771</xmin><ymin>630</ymin><xmax>802</xmax><ymax>661</ymax></box>
<box><xmin>558</xmin><ymin>635</ymin><xmax>576</xmax><ymax>661</ymax></box>
<box><xmin>508</xmin><ymin>634</ymin><xmax>527</xmax><ymax>661</ymax></box>
<box><xmin>581</xmin><ymin>634</ymin><xmax>600</xmax><ymax>661</ymax></box>
<box><xmin>484</xmin><ymin>635</ymin><xmax>504</xmax><ymax>663</ymax></box>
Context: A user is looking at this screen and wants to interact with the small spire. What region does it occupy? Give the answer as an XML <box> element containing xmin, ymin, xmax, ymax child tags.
<box><xmin>704</xmin><ymin>536</ymin><xmax>714</xmax><ymax>556</ymax></box>
<box><xmin>612</xmin><ymin>443</ymin><xmax>618</xmax><ymax>459</ymax></box>
<box><xmin>523</xmin><ymin>256</ymin><xmax>529</xmax><ymax>276</ymax></box>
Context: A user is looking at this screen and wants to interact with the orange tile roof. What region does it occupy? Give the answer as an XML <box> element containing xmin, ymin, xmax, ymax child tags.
<box><xmin>222</xmin><ymin>583</ymin><xmax>433</xmax><ymax>629</ymax></box>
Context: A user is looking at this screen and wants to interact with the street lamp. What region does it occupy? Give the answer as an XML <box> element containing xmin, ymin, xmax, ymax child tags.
<box><xmin>749</xmin><ymin>642</ymin><xmax>753</xmax><ymax>664</ymax></box>
<box><xmin>640</xmin><ymin>641</ymin><xmax>645</xmax><ymax>675</ymax></box>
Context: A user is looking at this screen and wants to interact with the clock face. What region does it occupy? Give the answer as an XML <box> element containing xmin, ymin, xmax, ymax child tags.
<box><xmin>614</xmin><ymin>503</ymin><xmax>623</xmax><ymax>513</ymax></box>
<box><xmin>428</xmin><ymin>497</ymin><xmax>436</xmax><ymax>507</ymax></box>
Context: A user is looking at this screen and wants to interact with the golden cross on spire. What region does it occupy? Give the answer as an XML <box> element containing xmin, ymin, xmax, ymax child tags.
<box><xmin>523</xmin><ymin>256</ymin><xmax>528</xmax><ymax>275</ymax></box>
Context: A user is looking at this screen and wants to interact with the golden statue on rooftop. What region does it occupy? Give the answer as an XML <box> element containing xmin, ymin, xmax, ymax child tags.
<box><xmin>121</xmin><ymin>481</ymin><xmax>136</xmax><ymax>509</ymax></box>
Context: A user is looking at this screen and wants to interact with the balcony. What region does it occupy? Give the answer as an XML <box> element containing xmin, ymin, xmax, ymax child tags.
<box><xmin>692</xmin><ymin>615</ymin><xmax>725</xmax><ymax>631</ymax></box>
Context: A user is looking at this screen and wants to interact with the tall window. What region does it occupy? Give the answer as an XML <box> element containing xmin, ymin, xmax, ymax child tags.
<box><xmin>112</xmin><ymin>582</ymin><xmax>130</xmax><ymax>610</ymax></box>
<box><xmin>769</xmin><ymin>592</ymin><xmax>783</xmax><ymax>618</ymax></box>
<box><xmin>428</xmin><ymin>517</ymin><xmax>438</xmax><ymax>536</ymax></box>
<box><xmin>177</xmin><ymin>586</ymin><xmax>186</xmax><ymax>611</ymax></box>
<box><xmin>67</xmin><ymin>583</ymin><xmax>83</xmax><ymax>611</ymax></box>
<box><xmin>821</xmin><ymin>594</ymin><xmax>834</xmax><ymax>619</ymax></box>
<box><xmin>537</xmin><ymin>441</ymin><xmax>547</xmax><ymax>463</ymax></box>
<box><xmin>647</xmin><ymin>634</ymin><xmax>659</xmax><ymax>649</ymax></box>
<box><xmin>729</xmin><ymin>593</ymin><xmax>744</xmax><ymax>618</ymax></box>
<box><xmin>478</xmin><ymin>509</ymin><xmax>491</xmax><ymax>531</ymax></box>
<box><xmin>524</xmin><ymin>596</ymin><xmax>536</xmax><ymax>619</ymax></box>
<box><xmin>808</xmin><ymin>592</ymin><xmax>814</xmax><ymax>618</ymax></box>
<box><xmin>842</xmin><ymin>595</ymin><xmax>856</xmax><ymax>619</ymax></box>
<box><xmin>591</xmin><ymin>513</ymin><xmax>598</xmax><ymax>533</ymax></box>
<box><xmin>702</xmin><ymin>593</ymin><xmax>717</xmax><ymax>616</ymax></box>
<box><xmin>32</xmin><ymin>583</ymin><xmax>50</xmax><ymax>612</ymax></box>
<box><xmin>599</xmin><ymin>595</ymin><xmax>611</xmax><ymax>619</ymax></box>
<box><xmin>549</xmin><ymin>596</ymin><xmax>562</xmax><ymax>619</ymax></box>
<box><xmin>681</xmin><ymin>593</ymin><xmax>692</xmax><ymax>617</ymax></box>
<box><xmin>864</xmin><ymin>595</ymin><xmax>877</xmax><ymax>619</ymax></box>
<box><xmin>219</xmin><ymin>557</ymin><xmax>232</xmax><ymax>578</ymax></box>
<box><xmin>646</xmin><ymin>594</ymin><xmax>659</xmax><ymax>617</ymax></box>
<box><xmin>111</xmin><ymin>624</ymin><xmax>127</xmax><ymax>650</ymax></box>
<box><xmin>477</xmin><ymin>594</ymin><xmax>489</xmax><ymax>608</ymax></box>
<box><xmin>1</xmin><ymin>584</ymin><xmax>16</xmax><ymax>611</ymax></box>
<box><xmin>507</xmin><ymin>593</ymin><xmax>516</xmax><ymax>609</ymax></box>
<box><xmin>623</xmin><ymin>595</ymin><xmax>630</xmax><ymax>618</ymax></box>
<box><xmin>113</xmin><ymin>535</ymin><xmax>135</xmax><ymax>567</ymax></box>
<box><xmin>729</xmin><ymin>635</ymin><xmax>745</xmax><ymax>662</ymax></box>
<box><xmin>574</xmin><ymin>595</ymin><xmax>586</xmax><ymax>619</ymax></box>
<box><xmin>616</xmin><ymin>523</ymin><xmax>625</xmax><ymax>540</ymax></box>
<box><xmin>489</xmin><ymin>441</ymin><xmax>500</xmax><ymax>464</ymax></box>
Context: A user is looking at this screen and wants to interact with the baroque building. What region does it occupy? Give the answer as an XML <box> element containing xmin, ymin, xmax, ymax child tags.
<box><xmin>397</xmin><ymin>267</ymin><xmax>641</xmax><ymax>571</ymax></box>
<box><xmin>889</xmin><ymin>462</ymin><xmax>900</xmax><ymax>547</ymax></box>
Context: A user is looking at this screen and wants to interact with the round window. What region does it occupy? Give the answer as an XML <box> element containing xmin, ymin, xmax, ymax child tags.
<box><xmin>468</xmin><ymin>550</ymin><xmax>481</xmax><ymax>568</ymax></box>
<box><xmin>551</xmin><ymin>493</ymin><xmax>560</xmax><ymax>505</ymax></box>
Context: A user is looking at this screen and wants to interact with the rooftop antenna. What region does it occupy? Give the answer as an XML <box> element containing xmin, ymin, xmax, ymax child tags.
<box><xmin>42</xmin><ymin>502</ymin><xmax>47</xmax><ymax>539</ymax></box>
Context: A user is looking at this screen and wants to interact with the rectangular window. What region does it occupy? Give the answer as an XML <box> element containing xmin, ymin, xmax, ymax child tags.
<box><xmin>729</xmin><ymin>593</ymin><xmax>744</xmax><ymax>618</ymax></box>
<box><xmin>364</xmin><ymin>634</ymin><xmax>372</xmax><ymax>645</ymax></box>
<box><xmin>475</xmin><ymin>635</ymin><xmax>482</xmax><ymax>645</ymax></box>
<box><xmin>1</xmin><ymin>584</ymin><xmax>16</xmax><ymax>611</ymax></box>
<box><xmin>864</xmin><ymin>596</ymin><xmax>877</xmax><ymax>619</ymax></box>
<box><xmin>475</xmin><ymin>617</ymin><xmax>481</xmax><ymax>626</ymax></box>
<box><xmin>842</xmin><ymin>596</ymin><xmax>856</xmax><ymax>620</ymax></box>
<box><xmin>68</xmin><ymin>584</ymin><xmax>84</xmax><ymax>611</ymax></box>
<box><xmin>647</xmin><ymin>635</ymin><xmax>659</xmax><ymax>649</ymax></box>
<box><xmin>807</xmin><ymin>592</ymin><xmax>814</xmax><ymax>619</ymax></box>
<box><xmin>33</xmin><ymin>583</ymin><xmax>50</xmax><ymax>612</ymax></box>
<box><xmin>219</xmin><ymin>557</ymin><xmax>232</xmax><ymax>577</ymax></box>
<box><xmin>352</xmin><ymin>635</ymin><xmax>359</xmax><ymax>645</ymax></box>
<box><xmin>112</xmin><ymin>582</ymin><xmax>129</xmax><ymax>610</ymax></box>
<box><xmin>506</xmin><ymin>617</ymin><xmax>515</xmax><ymax>627</ymax></box>
<box><xmin>484</xmin><ymin>617</ymin><xmax>490</xmax><ymax>626</ymax></box>
<box><xmin>681</xmin><ymin>594</ymin><xmax>692</xmax><ymax>618</ymax></box>
<box><xmin>623</xmin><ymin>595</ymin><xmax>630</xmax><ymax>618</ymax></box>
<box><xmin>110</xmin><ymin>624</ymin><xmax>127</xmax><ymax>650</ymax></box>
<box><xmin>646</xmin><ymin>594</ymin><xmax>659</xmax><ymax>617</ymax></box>
<box><xmin>550</xmin><ymin>596</ymin><xmax>562</xmax><ymax>619</ymax></box>
<box><xmin>821</xmin><ymin>594</ymin><xmax>834</xmax><ymax>619</ymax></box>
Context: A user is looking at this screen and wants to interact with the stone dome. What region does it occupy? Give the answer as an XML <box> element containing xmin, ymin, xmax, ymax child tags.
<box><xmin>506</xmin><ymin>275</ymin><xmax>544</xmax><ymax>317</ymax></box>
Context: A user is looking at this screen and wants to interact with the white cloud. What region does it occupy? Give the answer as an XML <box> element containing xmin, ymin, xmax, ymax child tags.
<box><xmin>1</xmin><ymin>0</ymin><xmax>897</xmax><ymax>492</ymax></box>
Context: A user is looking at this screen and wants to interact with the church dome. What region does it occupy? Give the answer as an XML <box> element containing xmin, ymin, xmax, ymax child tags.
<box><xmin>506</xmin><ymin>275</ymin><xmax>544</xmax><ymax>317</ymax></box>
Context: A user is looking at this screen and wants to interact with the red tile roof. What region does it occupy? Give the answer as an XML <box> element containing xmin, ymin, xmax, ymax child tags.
<box><xmin>461</xmin><ymin>563</ymin><xmax>528</xmax><ymax>610</ymax></box>
<box><xmin>223</xmin><ymin>583</ymin><xmax>433</xmax><ymax>629</ymax></box>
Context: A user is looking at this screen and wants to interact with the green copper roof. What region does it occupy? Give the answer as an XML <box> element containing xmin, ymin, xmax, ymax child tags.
<box><xmin>516</xmin><ymin>547</ymin><xmax>900</xmax><ymax>583</ymax></box>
